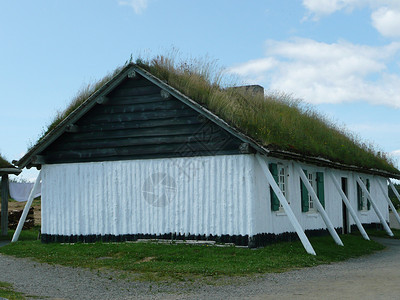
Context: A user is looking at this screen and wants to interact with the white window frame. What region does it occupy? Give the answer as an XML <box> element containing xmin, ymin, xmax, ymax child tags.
<box><xmin>360</xmin><ymin>177</ymin><xmax>369</xmax><ymax>211</ymax></box>
<box><xmin>278</xmin><ymin>163</ymin><xmax>289</xmax><ymax>211</ymax></box>
<box><xmin>307</xmin><ymin>172</ymin><xmax>317</xmax><ymax>212</ymax></box>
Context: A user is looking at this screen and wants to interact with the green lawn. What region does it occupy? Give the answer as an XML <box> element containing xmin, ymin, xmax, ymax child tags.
<box><xmin>366</xmin><ymin>227</ymin><xmax>400</xmax><ymax>239</ymax></box>
<box><xmin>0</xmin><ymin>226</ymin><xmax>40</xmax><ymax>242</ymax></box>
<box><xmin>0</xmin><ymin>281</ymin><xmax>26</xmax><ymax>300</ymax></box>
<box><xmin>0</xmin><ymin>228</ymin><xmax>384</xmax><ymax>281</ymax></box>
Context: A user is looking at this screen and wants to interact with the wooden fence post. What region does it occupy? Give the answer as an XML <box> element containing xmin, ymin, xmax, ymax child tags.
<box><xmin>1</xmin><ymin>174</ymin><xmax>9</xmax><ymax>236</ymax></box>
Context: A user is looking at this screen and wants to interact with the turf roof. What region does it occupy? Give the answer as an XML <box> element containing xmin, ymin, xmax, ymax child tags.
<box><xmin>25</xmin><ymin>55</ymin><xmax>400</xmax><ymax>176</ymax></box>
<box><xmin>0</xmin><ymin>155</ymin><xmax>13</xmax><ymax>169</ymax></box>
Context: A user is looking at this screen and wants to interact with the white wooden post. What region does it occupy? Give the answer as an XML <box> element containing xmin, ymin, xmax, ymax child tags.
<box><xmin>11</xmin><ymin>171</ymin><xmax>42</xmax><ymax>242</ymax></box>
<box><xmin>328</xmin><ymin>173</ymin><xmax>369</xmax><ymax>240</ymax></box>
<box><xmin>356</xmin><ymin>176</ymin><xmax>393</xmax><ymax>237</ymax></box>
<box><xmin>256</xmin><ymin>155</ymin><xmax>316</xmax><ymax>255</ymax></box>
<box><xmin>377</xmin><ymin>179</ymin><xmax>400</xmax><ymax>226</ymax></box>
<box><xmin>295</xmin><ymin>165</ymin><xmax>344</xmax><ymax>246</ymax></box>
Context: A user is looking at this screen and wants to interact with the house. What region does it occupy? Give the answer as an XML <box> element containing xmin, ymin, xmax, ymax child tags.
<box><xmin>15</xmin><ymin>60</ymin><xmax>400</xmax><ymax>254</ymax></box>
<box><xmin>0</xmin><ymin>155</ymin><xmax>21</xmax><ymax>235</ymax></box>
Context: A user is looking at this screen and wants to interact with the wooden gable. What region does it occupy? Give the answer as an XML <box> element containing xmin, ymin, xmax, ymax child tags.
<box><xmin>39</xmin><ymin>75</ymin><xmax>246</xmax><ymax>164</ymax></box>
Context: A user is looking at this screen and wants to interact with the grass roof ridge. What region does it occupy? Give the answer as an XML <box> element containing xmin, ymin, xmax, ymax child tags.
<box><xmin>30</xmin><ymin>65</ymin><xmax>127</xmax><ymax>150</ymax></box>
<box><xmin>136</xmin><ymin>55</ymin><xmax>399</xmax><ymax>175</ymax></box>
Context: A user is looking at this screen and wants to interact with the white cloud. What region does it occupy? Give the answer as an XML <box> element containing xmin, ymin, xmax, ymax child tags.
<box><xmin>391</xmin><ymin>150</ymin><xmax>400</xmax><ymax>156</ymax></box>
<box><xmin>371</xmin><ymin>7</ymin><xmax>400</xmax><ymax>38</ymax></box>
<box><xmin>302</xmin><ymin>0</ymin><xmax>400</xmax><ymax>39</ymax></box>
<box><xmin>390</xmin><ymin>150</ymin><xmax>400</xmax><ymax>169</ymax></box>
<box><xmin>303</xmin><ymin>0</ymin><xmax>400</xmax><ymax>16</ymax></box>
<box><xmin>118</xmin><ymin>0</ymin><xmax>148</xmax><ymax>14</ymax></box>
<box><xmin>228</xmin><ymin>38</ymin><xmax>400</xmax><ymax>107</ymax></box>
<box><xmin>302</xmin><ymin>0</ymin><xmax>362</xmax><ymax>19</ymax></box>
<box><xmin>228</xmin><ymin>57</ymin><xmax>278</xmax><ymax>76</ymax></box>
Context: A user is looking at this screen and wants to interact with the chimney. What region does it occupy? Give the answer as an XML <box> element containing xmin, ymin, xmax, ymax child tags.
<box><xmin>232</xmin><ymin>85</ymin><xmax>264</xmax><ymax>96</ymax></box>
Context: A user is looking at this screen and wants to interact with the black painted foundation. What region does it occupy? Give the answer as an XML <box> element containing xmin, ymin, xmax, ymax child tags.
<box><xmin>249</xmin><ymin>227</ymin><xmax>344</xmax><ymax>248</ymax></box>
<box><xmin>350</xmin><ymin>222</ymin><xmax>384</xmax><ymax>232</ymax></box>
<box><xmin>41</xmin><ymin>232</ymin><xmax>250</xmax><ymax>246</ymax></box>
<box><xmin>40</xmin><ymin>227</ymin><xmax>342</xmax><ymax>247</ymax></box>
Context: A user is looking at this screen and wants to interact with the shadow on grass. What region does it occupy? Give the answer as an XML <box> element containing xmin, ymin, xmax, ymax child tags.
<box><xmin>365</xmin><ymin>228</ymin><xmax>400</xmax><ymax>239</ymax></box>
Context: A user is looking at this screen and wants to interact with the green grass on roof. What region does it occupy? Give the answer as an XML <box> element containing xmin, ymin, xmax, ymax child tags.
<box><xmin>37</xmin><ymin>54</ymin><xmax>399</xmax><ymax>175</ymax></box>
<box><xmin>0</xmin><ymin>154</ymin><xmax>13</xmax><ymax>169</ymax></box>
<box><xmin>44</xmin><ymin>66</ymin><xmax>124</xmax><ymax>136</ymax></box>
<box><xmin>136</xmin><ymin>55</ymin><xmax>399</xmax><ymax>174</ymax></box>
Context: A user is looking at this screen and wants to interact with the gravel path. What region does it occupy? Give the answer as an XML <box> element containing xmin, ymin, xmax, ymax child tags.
<box><xmin>1</xmin><ymin>238</ymin><xmax>400</xmax><ymax>299</ymax></box>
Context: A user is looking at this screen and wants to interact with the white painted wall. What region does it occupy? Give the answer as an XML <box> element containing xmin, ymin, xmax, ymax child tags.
<box><xmin>41</xmin><ymin>154</ymin><xmax>391</xmax><ymax>238</ymax></box>
<box><xmin>41</xmin><ymin>155</ymin><xmax>256</xmax><ymax>237</ymax></box>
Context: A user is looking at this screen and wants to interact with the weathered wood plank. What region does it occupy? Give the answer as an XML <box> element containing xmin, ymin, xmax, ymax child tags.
<box><xmin>97</xmin><ymin>100</ymin><xmax>189</xmax><ymax>114</ymax></box>
<box><xmin>44</xmin><ymin>140</ymin><xmax>242</xmax><ymax>163</ymax></box>
<box><xmin>111</xmin><ymin>77</ymin><xmax>154</xmax><ymax>90</ymax></box>
<box><xmin>105</xmin><ymin>94</ymin><xmax>165</xmax><ymax>106</ymax></box>
<box><xmin>109</xmin><ymin>85</ymin><xmax>161</xmax><ymax>97</ymax></box>
<box><xmin>1</xmin><ymin>174</ymin><xmax>9</xmax><ymax>236</ymax></box>
<box><xmin>43</xmin><ymin>150</ymin><xmax>242</xmax><ymax>165</ymax></box>
<box><xmin>76</xmin><ymin>116</ymin><xmax>202</xmax><ymax>132</ymax></box>
<box><xmin>47</xmin><ymin>131</ymin><xmax>232</xmax><ymax>151</ymax></box>
<box><xmin>78</xmin><ymin>109</ymin><xmax>198</xmax><ymax>124</ymax></box>
<box><xmin>65</xmin><ymin>124</ymin><xmax>79</xmax><ymax>133</ymax></box>
<box><xmin>96</xmin><ymin>96</ymin><xmax>108</xmax><ymax>105</ymax></box>
<box><xmin>52</xmin><ymin>123</ymin><xmax>220</xmax><ymax>142</ymax></box>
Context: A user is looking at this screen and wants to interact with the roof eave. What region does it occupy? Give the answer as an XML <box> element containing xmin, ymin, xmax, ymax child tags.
<box><xmin>0</xmin><ymin>167</ymin><xmax>21</xmax><ymax>176</ymax></box>
<box><xmin>268</xmin><ymin>149</ymin><xmax>400</xmax><ymax>180</ymax></box>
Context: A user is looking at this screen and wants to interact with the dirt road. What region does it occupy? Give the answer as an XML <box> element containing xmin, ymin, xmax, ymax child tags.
<box><xmin>241</xmin><ymin>238</ymin><xmax>400</xmax><ymax>300</ymax></box>
<box><xmin>0</xmin><ymin>238</ymin><xmax>400</xmax><ymax>299</ymax></box>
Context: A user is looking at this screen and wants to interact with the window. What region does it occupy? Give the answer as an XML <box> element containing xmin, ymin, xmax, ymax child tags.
<box><xmin>269</xmin><ymin>162</ymin><xmax>289</xmax><ymax>211</ymax></box>
<box><xmin>357</xmin><ymin>177</ymin><xmax>370</xmax><ymax>211</ymax></box>
<box><xmin>301</xmin><ymin>170</ymin><xmax>325</xmax><ymax>213</ymax></box>
<box><xmin>278</xmin><ymin>164</ymin><xmax>289</xmax><ymax>209</ymax></box>
<box><xmin>308</xmin><ymin>172</ymin><xmax>315</xmax><ymax>211</ymax></box>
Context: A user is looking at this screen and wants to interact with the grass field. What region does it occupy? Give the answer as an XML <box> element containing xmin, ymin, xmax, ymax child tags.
<box><xmin>367</xmin><ymin>227</ymin><xmax>400</xmax><ymax>239</ymax></box>
<box><xmin>0</xmin><ymin>281</ymin><xmax>26</xmax><ymax>300</ymax></box>
<box><xmin>0</xmin><ymin>226</ymin><xmax>39</xmax><ymax>242</ymax></box>
<box><xmin>0</xmin><ymin>228</ymin><xmax>385</xmax><ymax>282</ymax></box>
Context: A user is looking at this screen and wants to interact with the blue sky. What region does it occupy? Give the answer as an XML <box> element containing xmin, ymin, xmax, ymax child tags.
<box><xmin>1</xmin><ymin>0</ymin><xmax>400</xmax><ymax>180</ymax></box>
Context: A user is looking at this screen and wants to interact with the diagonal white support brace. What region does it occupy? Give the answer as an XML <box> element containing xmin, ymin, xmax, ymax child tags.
<box><xmin>328</xmin><ymin>173</ymin><xmax>369</xmax><ymax>240</ymax></box>
<box><xmin>389</xmin><ymin>180</ymin><xmax>400</xmax><ymax>208</ymax></box>
<box><xmin>356</xmin><ymin>176</ymin><xmax>393</xmax><ymax>237</ymax></box>
<box><xmin>256</xmin><ymin>155</ymin><xmax>316</xmax><ymax>255</ymax></box>
<box><xmin>296</xmin><ymin>165</ymin><xmax>344</xmax><ymax>246</ymax></box>
<box><xmin>377</xmin><ymin>179</ymin><xmax>400</xmax><ymax>227</ymax></box>
<box><xmin>11</xmin><ymin>171</ymin><xmax>42</xmax><ymax>243</ymax></box>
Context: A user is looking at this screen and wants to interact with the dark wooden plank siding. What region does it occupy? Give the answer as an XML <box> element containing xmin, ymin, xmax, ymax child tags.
<box><xmin>42</xmin><ymin>76</ymin><xmax>244</xmax><ymax>164</ymax></box>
